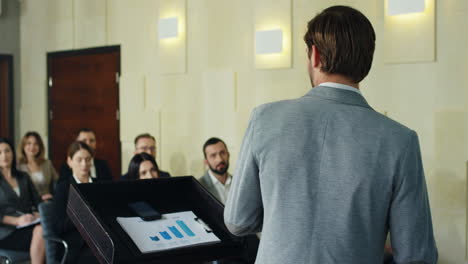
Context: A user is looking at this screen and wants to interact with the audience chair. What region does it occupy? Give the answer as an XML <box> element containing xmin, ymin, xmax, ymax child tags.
<box><xmin>38</xmin><ymin>201</ymin><xmax>68</xmax><ymax>264</ymax></box>
<box><xmin>0</xmin><ymin>249</ymin><xmax>29</xmax><ymax>264</ymax></box>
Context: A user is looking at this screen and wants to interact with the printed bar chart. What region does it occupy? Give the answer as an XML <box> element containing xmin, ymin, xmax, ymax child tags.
<box><xmin>176</xmin><ymin>220</ymin><xmax>195</xmax><ymax>237</ymax></box>
<box><xmin>169</xmin><ymin>226</ymin><xmax>184</xmax><ymax>238</ymax></box>
<box><xmin>159</xmin><ymin>231</ymin><xmax>172</xmax><ymax>240</ymax></box>
<box><xmin>117</xmin><ymin>211</ymin><xmax>220</xmax><ymax>253</ymax></box>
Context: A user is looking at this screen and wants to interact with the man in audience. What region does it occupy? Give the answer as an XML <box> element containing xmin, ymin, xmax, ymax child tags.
<box><xmin>121</xmin><ymin>133</ymin><xmax>170</xmax><ymax>179</ymax></box>
<box><xmin>199</xmin><ymin>137</ymin><xmax>232</xmax><ymax>204</ymax></box>
<box><xmin>224</xmin><ymin>6</ymin><xmax>438</xmax><ymax>264</ymax></box>
<box><xmin>59</xmin><ymin>128</ymin><xmax>112</xmax><ymax>182</ymax></box>
<box><xmin>200</xmin><ymin>138</ymin><xmax>258</xmax><ymax>264</ymax></box>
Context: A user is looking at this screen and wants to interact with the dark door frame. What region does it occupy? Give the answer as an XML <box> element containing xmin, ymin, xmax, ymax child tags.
<box><xmin>46</xmin><ymin>45</ymin><xmax>121</xmax><ymax>168</ymax></box>
<box><xmin>0</xmin><ymin>54</ymin><xmax>14</xmax><ymax>141</ymax></box>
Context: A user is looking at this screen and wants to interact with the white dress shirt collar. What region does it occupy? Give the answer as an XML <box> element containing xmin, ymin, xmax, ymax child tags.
<box><xmin>319</xmin><ymin>82</ymin><xmax>361</xmax><ymax>95</ymax></box>
<box><xmin>73</xmin><ymin>174</ymin><xmax>93</xmax><ymax>184</ymax></box>
<box><xmin>208</xmin><ymin>170</ymin><xmax>232</xmax><ymax>204</ymax></box>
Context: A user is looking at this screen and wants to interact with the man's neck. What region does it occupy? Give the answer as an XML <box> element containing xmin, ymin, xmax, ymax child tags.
<box><xmin>314</xmin><ymin>73</ymin><xmax>359</xmax><ymax>89</ymax></box>
<box><xmin>210</xmin><ymin>170</ymin><xmax>228</xmax><ymax>185</ymax></box>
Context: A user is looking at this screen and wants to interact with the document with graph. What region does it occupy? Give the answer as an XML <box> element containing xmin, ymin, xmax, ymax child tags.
<box><xmin>117</xmin><ymin>211</ymin><xmax>221</xmax><ymax>253</ymax></box>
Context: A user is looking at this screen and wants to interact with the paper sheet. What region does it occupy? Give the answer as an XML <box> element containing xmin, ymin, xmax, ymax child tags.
<box><xmin>117</xmin><ymin>211</ymin><xmax>220</xmax><ymax>253</ymax></box>
<box><xmin>16</xmin><ymin>218</ymin><xmax>40</xmax><ymax>229</ymax></box>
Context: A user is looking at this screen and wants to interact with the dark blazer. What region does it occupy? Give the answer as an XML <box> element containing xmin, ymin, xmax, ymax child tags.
<box><xmin>54</xmin><ymin>174</ymin><xmax>103</xmax><ymax>234</ymax></box>
<box><xmin>54</xmin><ymin>174</ymin><xmax>100</xmax><ymax>264</ymax></box>
<box><xmin>0</xmin><ymin>171</ymin><xmax>41</xmax><ymax>240</ymax></box>
<box><xmin>59</xmin><ymin>158</ymin><xmax>112</xmax><ymax>183</ymax></box>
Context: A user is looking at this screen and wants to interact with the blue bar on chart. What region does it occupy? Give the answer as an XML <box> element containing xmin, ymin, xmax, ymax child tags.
<box><xmin>168</xmin><ymin>226</ymin><xmax>184</xmax><ymax>238</ymax></box>
<box><xmin>159</xmin><ymin>231</ymin><xmax>172</xmax><ymax>240</ymax></box>
<box><xmin>176</xmin><ymin>220</ymin><xmax>195</xmax><ymax>237</ymax></box>
<box><xmin>149</xmin><ymin>235</ymin><xmax>160</xmax><ymax>241</ymax></box>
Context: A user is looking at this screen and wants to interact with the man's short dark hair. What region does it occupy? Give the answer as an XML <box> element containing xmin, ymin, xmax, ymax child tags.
<box><xmin>303</xmin><ymin>5</ymin><xmax>376</xmax><ymax>83</ymax></box>
<box><xmin>203</xmin><ymin>137</ymin><xmax>227</xmax><ymax>159</ymax></box>
<box><xmin>76</xmin><ymin>128</ymin><xmax>95</xmax><ymax>136</ymax></box>
<box><xmin>134</xmin><ymin>133</ymin><xmax>156</xmax><ymax>146</ymax></box>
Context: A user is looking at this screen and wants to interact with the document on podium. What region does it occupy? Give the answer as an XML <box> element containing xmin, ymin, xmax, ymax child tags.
<box><xmin>117</xmin><ymin>211</ymin><xmax>221</xmax><ymax>253</ymax></box>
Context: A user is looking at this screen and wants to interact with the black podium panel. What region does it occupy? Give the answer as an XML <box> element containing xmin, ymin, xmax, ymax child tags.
<box><xmin>67</xmin><ymin>176</ymin><xmax>246</xmax><ymax>264</ymax></box>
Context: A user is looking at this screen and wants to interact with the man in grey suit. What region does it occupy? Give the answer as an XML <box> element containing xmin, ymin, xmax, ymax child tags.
<box><xmin>224</xmin><ymin>5</ymin><xmax>438</xmax><ymax>264</ymax></box>
<box><xmin>199</xmin><ymin>137</ymin><xmax>232</xmax><ymax>204</ymax></box>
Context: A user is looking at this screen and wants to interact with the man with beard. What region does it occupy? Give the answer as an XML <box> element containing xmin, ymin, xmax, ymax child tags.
<box><xmin>200</xmin><ymin>138</ymin><xmax>259</xmax><ymax>264</ymax></box>
<box><xmin>199</xmin><ymin>137</ymin><xmax>231</xmax><ymax>204</ymax></box>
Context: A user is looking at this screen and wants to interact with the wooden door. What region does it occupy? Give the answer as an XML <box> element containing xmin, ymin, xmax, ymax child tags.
<box><xmin>0</xmin><ymin>55</ymin><xmax>13</xmax><ymax>140</ymax></box>
<box><xmin>48</xmin><ymin>46</ymin><xmax>121</xmax><ymax>180</ymax></box>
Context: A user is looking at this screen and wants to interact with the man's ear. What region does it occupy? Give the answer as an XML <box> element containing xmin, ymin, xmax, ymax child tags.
<box><xmin>67</xmin><ymin>157</ymin><xmax>72</xmax><ymax>168</ymax></box>
<box><xmin>204</xmin><ymin>159</ymin><xmax>208</xmax><ymax>167</ymax></box>
<box><xmin>311</xmin><ymin>45</ymin><xmax>321</xmax><ymax>68</ymax></box>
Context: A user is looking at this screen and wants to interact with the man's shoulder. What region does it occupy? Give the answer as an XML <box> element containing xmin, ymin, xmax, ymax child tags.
<box><xmin>372</xmin><ymin>110</ymin><xmax>415</xmax><ymax>138</ymax></box>
<box><xmin>198</xmin><ymin>171</ymin><xmax>211</xmax><ymax>185</ymax></box>
<box><xmin>94</xmin><ymin>158</ymin><xmax>110</xmax><ymax>167</ymax></box>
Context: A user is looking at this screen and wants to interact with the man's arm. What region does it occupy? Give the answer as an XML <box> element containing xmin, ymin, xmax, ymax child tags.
<box><xmin>390</xmin><ymin>131</ymin><xmax>438</xmax><ymax>264</ymax></box>
<box><xmin>224</xmin><ymin>109</ymin><xmax>263</xmax><ymax>236</ymax></box>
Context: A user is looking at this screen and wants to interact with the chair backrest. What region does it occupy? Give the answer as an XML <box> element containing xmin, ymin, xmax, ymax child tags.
<box><xmin>0</xmin><ymin>249</ymin><xmax>29</xmax><ymax>263</ymax></box>
<box><xmin>38</xmin><ymin>201</ymin><xmax>60</xmax><ymax>264</ymax></box>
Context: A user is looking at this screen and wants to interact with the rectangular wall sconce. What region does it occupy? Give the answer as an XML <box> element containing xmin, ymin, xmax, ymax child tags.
<box><xmin>388</xmin><ymin>0</ymin><xmax>425</xmax><ymax>16</ymax></box>
<box><xmin>255</xmin><ymin>29</ymin><xmax>283</xmax><ymax>54</ymax></box>
<box><xmin>158</xmin><ymin>17</ymin><xmax>178</xmax><ymax>39</ymax></box>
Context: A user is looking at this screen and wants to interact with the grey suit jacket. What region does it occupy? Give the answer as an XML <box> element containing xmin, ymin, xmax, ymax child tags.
<box><xmin>199</xmin><ymin>171</ymin><xmax>222</xmax><ymax>202</ymax></box>
<box><xmin>0</xmin><ymin>171</ymin><xmax>41</xmax><ymax>240</ymax></box>
<box><xmin>224</xmin><ymin>86</ymin><xmax>438</xmax><ymax>264</ymax></box>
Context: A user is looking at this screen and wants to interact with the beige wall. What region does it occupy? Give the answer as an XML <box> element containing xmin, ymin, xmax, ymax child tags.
<box><xmin>18</xmin><ymin>0</ymin><xmax>468</xmax><ymax>262</ymax></box>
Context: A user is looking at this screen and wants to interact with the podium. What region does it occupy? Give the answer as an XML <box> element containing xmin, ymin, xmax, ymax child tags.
<box><xmin>66</xmin><ymin>176</ymin><xmax>250</xmax><ymax>264</ymax></box>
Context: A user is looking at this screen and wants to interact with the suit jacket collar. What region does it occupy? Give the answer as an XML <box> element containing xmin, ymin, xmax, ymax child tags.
<box><xmin>201</xmin><ymin>171</ymin><xmax>221</xmax><ymax>201</ymax></box>
<box><xmin>0</xmin><ymin>174</ymin><xmax>19</xmax><ymax>199</ymax></box>
<box><xmin>304</xmin><ymin>85</ymin><xmax>372</xmax><ymax>110</ymax></box>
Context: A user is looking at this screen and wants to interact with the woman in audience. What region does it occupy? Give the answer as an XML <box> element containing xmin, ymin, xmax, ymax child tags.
<box><xmin>0</xmin><ymin>138</ymin><xmax>45</xmax><ymax>264</ymax></box>
<box><xmin>126</xmin><ymin>152</ymin><xmax>160</xmax><ymax>180</ymax></box>
<box><xmin>54</xmin><ymin>141</ymin><xmax>97</xmax><ymax>264</ymax></box>
<box><xmin>17</xmin><ymin>131</ymin><xmax>59</xmax><ymax>201</ymax></box>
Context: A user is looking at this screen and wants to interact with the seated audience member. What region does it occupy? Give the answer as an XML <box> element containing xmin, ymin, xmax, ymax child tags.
<box><xmin>199</xmin><ymin>137</ymin><xmax>232</xmax><ymax>204</ymax></box>
<box><xmin>17</xmin><ymin>131</ymin><xmax>59</xmax><ymax>200</ymax></box>
<box><xmin>0</xmin><ymin>138</ymin><xmax>45</xmax><ymax>264</ymax></box>
<box><xmin>59</xmin><ymin>128</ymin><xmax>112</xmax><ymax>182</ymax></box>
<box><xmin>126</xmin><ymin>153</ymin><xmax>161</xmax><ymax>180</ymax></box>
<box><xmin>121</xmin><ymin>133</ymin><xmax>170</xmax><ymax>179</ymax></box>
<box><xmin>54</xmin><ymin>141</ymin><xmax>98</xmax><ymax>264</ymax></box>
<box><xmin>199</xmin><ymin>138</ymin><xmax>258</xmax><ymax>264</ymax></box>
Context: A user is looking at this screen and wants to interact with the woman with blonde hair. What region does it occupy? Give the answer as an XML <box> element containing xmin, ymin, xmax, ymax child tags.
<box><xmin>17</xmin><ymin>131</ymin><xmax>58</xmax><ymax>201</ymax></box>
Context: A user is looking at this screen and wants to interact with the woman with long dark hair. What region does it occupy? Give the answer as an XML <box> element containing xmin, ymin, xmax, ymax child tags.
<box><xmin>0</xmin><ymin>138</ymin><xmax>45</xmax><ymax>264</ymax></box>
<box><xmin>127</xmin><ymin>152</ymin><xmax>160</xmax><ymax>180</ymax></box>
